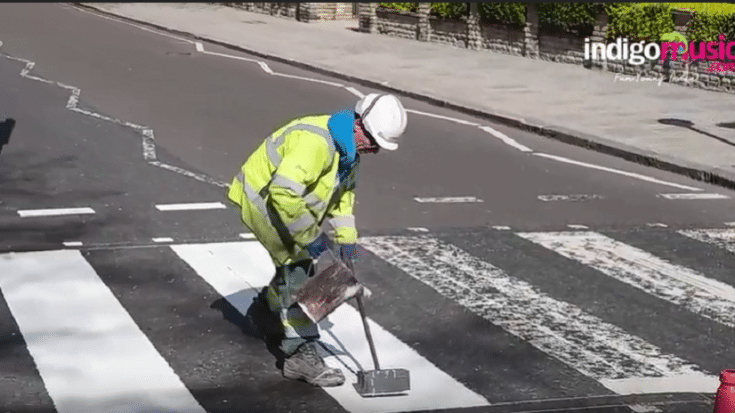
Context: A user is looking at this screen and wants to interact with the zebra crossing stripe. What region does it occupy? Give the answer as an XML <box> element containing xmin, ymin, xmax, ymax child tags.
<box><xmin>677</xmin><ymin>228</ymin><xmax>735</xmax><ymax>253</ymax></box>
<box><xmin>170</xmin><ymin>242</ymin><xmax>491</xmax><ymax>413</ymax></box>
<box><xmin>358</xmin><ymin>235</ymin><xmax>718</xmax><ymax>395</ymax></box>
<box><xmin>0</xmin><ymin>250</ymin><xmax>205</xmax><ymax>413</ymax></box>
<box><xmin>517</xmin><ymin>231</ymin><xmax>735</xmax><ymax>328</ymax></box>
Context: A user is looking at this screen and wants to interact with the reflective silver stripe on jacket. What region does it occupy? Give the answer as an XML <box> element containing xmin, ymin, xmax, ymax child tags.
<box><xmin>330</xmin><ymin>215</ymin><xmax>355</xmax><ymax>229</ymax></box>
<box><xmin>266</xmin><ymin>123</ymin><xmax>335</xmax><ymax>168</ymax></box>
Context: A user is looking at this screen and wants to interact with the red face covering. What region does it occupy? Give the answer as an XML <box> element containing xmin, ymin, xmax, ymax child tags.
<box><xmin>354</xmin><ymin>118</ymin><xmax>380</xmax><ymax>154</ymax></box>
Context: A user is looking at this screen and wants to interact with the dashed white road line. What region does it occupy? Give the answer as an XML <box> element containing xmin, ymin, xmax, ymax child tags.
<box><xmin>658</xmin><ymin>193</ymin><xmax>729</xmax><ymax>200</ymax></box>
<box><xmin>414</xmin><ymin>196</ymin><xmax>483</xmax><ymax>203</ymax></box>
<box><xmin>18</xmin><ymin>207</ymin><xmax>96</xmax><ymax>218</ymax></box>
<box><xmin>538</xmin><ymin>194</ymin><xmax>603</xmax><ymax>202</ymax></box>
<box><xmin>155</xmin><ymin>202</ymin><xmax>226</xmax><ymax>211</ymax></box>
<box><xmin>533</xmin><ymin>153</ymin><xmax>703</xmax><ymax>192</ymax></box>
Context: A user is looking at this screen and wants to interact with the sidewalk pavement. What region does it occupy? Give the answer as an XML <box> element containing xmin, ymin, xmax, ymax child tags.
<box><xmin>77</xmin><ymin>3</ymin><xmax>735</xmax><ymax>189</ymax></box>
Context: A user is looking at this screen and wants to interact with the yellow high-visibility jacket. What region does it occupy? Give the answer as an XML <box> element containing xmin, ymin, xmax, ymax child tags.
<box><xmin>226</xmin><ymin>115</ymin><xmax>358</xmax><ymax>266</ymax></box>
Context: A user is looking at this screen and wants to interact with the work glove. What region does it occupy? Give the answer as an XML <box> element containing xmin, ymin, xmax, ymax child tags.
<box><xmin>339</xmin><ymin>244</ymin><xmax>359</xmax><ymax>263</ymax></box>
<box><xmin>304</xmin><ymin>233</ymin><xmax>330</xmax><ymax>259</ymax></box>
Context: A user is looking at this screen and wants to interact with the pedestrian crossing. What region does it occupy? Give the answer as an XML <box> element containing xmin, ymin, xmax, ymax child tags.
<box><xmin>0</xmin><ymin>225</ymin><xmax>732</xmax><ymax>412</ymax></box>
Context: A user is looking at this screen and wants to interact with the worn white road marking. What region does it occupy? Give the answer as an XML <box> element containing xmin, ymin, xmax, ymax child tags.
<box><xmin>171</xmin><ymin>242</ymin><xmax>490</xmax><ymax>413</ymax></box>
<box><xmin>658</xmin><ymin>192</ymin><xmax>729</xmax><ymax>200</ymax></box>
<box><xmin>63</xmin><ymin>241</ymin><xmax>84</xmax><ymax>247</ymax></box>
<box><xmin>628</xmin><ymin>404</ymin><xmax>663</xmax><ymax>413</ymax></box>
<box><xmin>567</xmin><ymin>224</ymin><xmax>588</xmax><ymax>229</ymax></box>
<box><xmin>479</xmin><ymin>126</ymin><xmax>533</xmax><ymax>152</ymax></box>
<box><xmin>407</xmin><ymin>227</ymin><xmax>429</xmax><ymax>232</ymax></box>
<box><xmin>518</xmin><ymin>231</ymin><xmax>735</xmax><ymax>328</ymax></box>
<box><xmin>344</xmin><ymin>87</ymin><xmax>364</xmax><ymax>98</ymax></box>
<box><xmin>0</xmin><ymin>250</ymin><xmax>205</xmax><ymax>413</ymax></box>
<box><xmin>646</xmin><ymin>223</ymin><xmax>668</xmax><ymax>228</ymax></box>
<box><xmin>155</xmin><ymin>202</ymin><xmax>226</xmax><ymax>211</ymax></box>
<box><xmin>533</xmin><ymin>153</ymin><xmax>702</xmax><ymax>191</ymax></box>
<box><xmin>538</xmin><ymin>194</ymin><xmax>603</xmax><ymax>202</ymax></box>
<box><xmin>414</xmin><ymin>196</ymin><xmax>483</xmax><ymax>203</ymax></box>
<box><xmin>492</xmin><ymin>226</ymin><xmax>511</xmax><ymax>230</ymax></box>
<box><xmin>677</xmin><ymin>228</ymin><xmax>735</xmax><ymax>254</ymax></box>
<box><xmin>18</xmin><ymin>207</ymin><xmax>95</xmax><ymax>218</ymax></box>
<box><xmin>152</xmin><ymin>237</ymin><xmax>174</xmax><ymax>243</ymax></box>
<box><xmin>359</xmin><ymin>235</ymin><xmax>716</xmax><ymax>394</ymax></box>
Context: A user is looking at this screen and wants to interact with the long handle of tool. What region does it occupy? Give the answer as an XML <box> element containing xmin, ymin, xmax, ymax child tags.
<box><xmin>355</xmin><ymin>293</ymin><xmax>381</xmax><ymax>371</ymax></box>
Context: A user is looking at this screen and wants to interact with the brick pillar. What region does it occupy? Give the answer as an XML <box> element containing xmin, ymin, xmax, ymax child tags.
<box><xmin>466</xmin><ymin>2</ymin><xmax>481</xmax><ymax>50</ymax></box>
<box><xmin>523</xmin><ymin>3</ymin><xmax>539</xmax><ymax>58</ymax></box>
<box><xmin>585</xmin><ymin>10</ymin><xmax>607</xmax><ymax>70</ymax></box>
<box><xmin>417</xmin><ymin>3</ymin><xmax>430</xmax><ymax>41</ymax></box>
<box><xmin>297</xmin><ymin>3</ymin><xmax>316</xmax><ymax>23</ymax></box>
<box><xmin>358</xmin><ymin>3</ymin><xmax>378</xmax><ymax>33</ymax></box>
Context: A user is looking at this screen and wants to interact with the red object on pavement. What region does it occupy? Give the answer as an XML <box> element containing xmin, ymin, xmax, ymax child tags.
<box><xmin>714</xmin><ymin>370</ymin><xmax>735</xmax><ymax>413</ymax></box>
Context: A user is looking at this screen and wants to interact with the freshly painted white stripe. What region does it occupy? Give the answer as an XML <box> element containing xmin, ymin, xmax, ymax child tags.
<box><xmin>63</xmin><ymin>241</ymin><xmax>83</xmax><ymax>247</ymax></box>
<box><xmin>344</xmin><ymin>87</ymin><xmax>364</xmax><ymax>98</ymax></box>
<box><xmin>479</xmin><ymin>126</ymin><xmax>533</xmax><ymax>152</ymax></box>
<box><xmin>492</xmin><ymin>226</ymin><xmax>511</xmax><ymax>230</ymax></box>
<box><xmin>18</xmin><ymin>207</ymin><xmax>95</xmax><ymax>218</ymax></box>
<box><xmin>658</xmin><ymin>192</ymin><xmax>729</xmax><ymax>200</ymax></box>
<box><xmin>405</xmin><ymin>109</ymin><xmax>480</xmax><ymax>126</ymax></box>
<box><xmin>567</xmin><ymin>224</ymin><xmax>588</xmax><ymax>229</ymax></box>
<box><xmin>517</xmin><ymin>231</ymin><xmax>735</xmax><ymax>328</ymax></box>
<box><xmin>195</xmin><ymin>42</ymin><xmax>203</xmax><ymax>52</ymax></box>
<box><xmin>359</xmin><ymin>235</ymin><xmax>715</xmax><ymax>393</ymax></box>
<box><xmin>646</xmin><ymin>223</ymin><xmax>668</xmax><ymax>228</ymax></box>
<box><xmin>533</xmin><ymin>153</ymin><xmax>702</xmax><ymax>191</ymax></box>
<box><xmin>678</xmin><ymin>228</ymin><xmax>735</xmax><ymax>254</ymax></box>
<box><xmin>155</xmin><ymin>202</ymin><xmax>226</xmax><ymax>211</ymax></box>
<box><xmin>414</xmin><ymin>196</ymin><xmax>483</xmax><ymax>203</ymax></box>
<box><xmin>152</xmin><ymin>237</ymin><xmax>174</xmax><ymax>243</ymax></box>
<box><xmin>171</xmin><ymin>242</ymin><xmax>491</xmax><ymax>413</ymax></box>
<box><xmin>239</xmin><ymin>233</ymin><xmax>256</xmax><ymax>239</ymax></box>
<box><xmin>538</xmin><ymin>194</ymin><xmax>603</xmax><ymax>202</ymax></box>
<box><xmin>0</xmin><ymin>250</ymin><xmax>205</xmax><ymax>413</ymax></box>
<box><xmin>407</xmin><ymin>227</ymin><xmax>429</xmax><ymax>232</ymax></box>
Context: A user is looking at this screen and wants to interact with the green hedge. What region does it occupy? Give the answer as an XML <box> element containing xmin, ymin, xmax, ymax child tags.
<box><xmin>377</xmin><ymin>3</ymin><xmax>735</xmax><ymax>40</ymax></box>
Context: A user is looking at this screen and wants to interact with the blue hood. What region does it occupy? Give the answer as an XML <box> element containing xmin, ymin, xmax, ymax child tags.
<box><xmin>328</xmin><ymin>109</ymin><xmax>358</xmax><ymax>182</ymax></box>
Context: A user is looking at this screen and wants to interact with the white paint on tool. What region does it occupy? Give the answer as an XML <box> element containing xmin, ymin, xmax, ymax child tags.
<box><xmin>414</xmin><ymin>196</ymin><xmax>483</xmax><ymax>203</ymax></box>
<box><xmin>155</xmin><ymin>202</ymin><xmax>226</xmax><ymax>211</ymax></box>
<box><xmin>18</xmin><ymin>207</ymin><xmax>96</xmax><ymax>218</ymax></box>
<box><xmin>171</xmin><ymin>242</ymin><xmax>491</xmax><ymax>412</ymax></box>
<box><xmin>533</xmin><ymin>153</ymin><xmax>702</xmax><ymax>192</ymax></box>
<box><xmin>359</xmin><ymin>235</ymin><xmax>713</xmax><ymax>393</ymax></box>
<box><xmin>517</xmin><ymin>231</ymin><xmax>735</xmax><ymax>328</ymax></box>
<box><xmin>677</xmin><ymin>228</ymin><xmax>735</xmax><ymax>254</ymax></box>
<box><xmin>567</xmin><ymin>224</ymin><xmax>588</xmax><ymax>229</ymax></box>
<box><xmin>0</xmin><ymin>250</ymin><xmax>205</xmax><ymax>413</ymax></box>
<box><xmin>478</xmin><ymin>126</ymin><xmax>533</xmax><ymax>152</ymax></box>
<box><xmin>152</xmin><ymin>237</ymin><xmax>174</xmax><ymax>243</ymax></box>
<box><xmin>407</xmin><ymin>227</ymin><xmax>429</xmax><ymax>232</ymax></box>
<box><xmin>63</xmin><ymin>241</ymin><xmax>84</xmax><ymax>247</ymax></box>
<box><xmin>538</xmin><ymin>194</ymin><xmax>603</xmax><ymax>202</ymax></box>
<box><xmin>405</xmin><ymin>109</ymin><xmax>480</xmax><ymax>126</ymax></box>
<box><xmin>658</xmin><ymin>192</ymin><xmax>729</xmax><ymax>200</ymax></box>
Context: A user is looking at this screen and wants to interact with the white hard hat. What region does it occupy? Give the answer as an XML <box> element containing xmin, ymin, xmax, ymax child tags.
<box><xmin>355</xmin><ymin>93</ymin><xmax>407</xmax><ymax>151</ymax></box>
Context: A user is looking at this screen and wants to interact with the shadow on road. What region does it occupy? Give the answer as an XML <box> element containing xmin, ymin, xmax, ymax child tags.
<box><xmin>0</xmin><ymin>118</ymin><xmax>16</xmax><ymax>155</ymax></box>
<box><xmin>658</xmin><ymin>118</ymin><xmax>735</xmax><ymax>148</ymax></box>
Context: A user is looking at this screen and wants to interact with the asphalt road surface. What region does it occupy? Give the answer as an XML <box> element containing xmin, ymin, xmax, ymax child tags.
<box><xmin>0</xmin><ymin>3</ymin><xmax>730</xmax><ymax>413</ymax></box>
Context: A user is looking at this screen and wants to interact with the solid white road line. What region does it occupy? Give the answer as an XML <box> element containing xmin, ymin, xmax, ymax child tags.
<box><xmin>358</xmin><ymin>235</ymin><xmax>717</xmax><ymax>395</ymax></box>
<box><xmin>517</xmin><ymin>231</ymin><xmax>735</xmax><ymax>329</ymax></box>
<box><xmin>478</xmin><ymin>126</ymin><xmax>533</xmax><ymax>152</ymax></box>
<box><xmin>0</xmin><ymin>250</ymin><xmax>205</xmax><ymax>413</ymax></box>
<box><xmin>678</xmin><ymin>228</ymin><xmax>735</xmax><ymax>254</ymax></box>
<box><xmin>658</xmin><ymin>193</ymin><xmax>729</xmax><ymax>200</ymax></box>
<box><xmin>414</xmin><ymin>196</ymin><xmax>483</xmax><ymax>203</ymax></box>
<box><xmin>405</xmin><ymin>109</ymin><xmax>480</xmax><ymax>126</ymax></box>
<box><xmin>18</xmin><ymin>207</ymin><xmax>95</xmax><ymax>218</ymax></box>
<box><xmin>170</xmin><ymin>242</ymin><xmax>491</xmax><ymax>413</ymax></box>
<box><xmin>533</xmin><ymin>153</ymin><xmax>702</xmax><ymax>192</ymax></box>
<box><xmin>155</xmin><ymin>202</ymin><xmax>226</xmax><ymax>211</ymax></box>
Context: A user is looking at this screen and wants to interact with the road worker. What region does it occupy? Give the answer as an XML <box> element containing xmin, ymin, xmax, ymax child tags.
<box><xmin>226</xmin><ymin>93</ymin><xmax>408</xmax><ymax>387</ymax></box>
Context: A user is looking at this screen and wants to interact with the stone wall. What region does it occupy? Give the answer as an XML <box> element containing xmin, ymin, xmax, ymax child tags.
<box><xmin>223</xmin><ymin>3</ymin><xmax>356</xmax><ymax>22</ymax></box>
<box><xmin>357</xmin><ymin>3</ymin><xmax>735</xmax><ymax>95</ymax></box>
